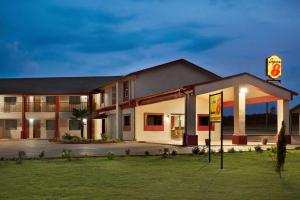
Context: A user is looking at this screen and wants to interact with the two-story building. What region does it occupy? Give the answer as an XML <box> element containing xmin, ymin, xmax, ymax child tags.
<box><xmin>0</xmin><ymin>59</ymin><xmax>297</xmax><ymax>145</ymax></box>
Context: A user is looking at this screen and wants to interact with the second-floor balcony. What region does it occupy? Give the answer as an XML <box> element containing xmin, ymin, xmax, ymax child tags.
<box><xmin>0</xmin><ymin>102</ymin><xmax>88</xmax><ymax>113</ymax></box>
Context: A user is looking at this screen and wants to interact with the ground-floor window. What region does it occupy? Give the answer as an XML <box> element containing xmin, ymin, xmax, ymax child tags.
<box><xmin>144</xmin><ymin>113</ymin><xmax>164</xmax><ymax>131</ymax></box>
<box><xmin>197</xmin><ymin>114</ymin><xmax>214</xmax><ymax>131</ymax></box>
<box><xmin>123</xmin><ymin>115</ymin><xmax>131</xmax><ymax>131</ymax></box>
<box><xmin>69</xmin><ymin>119</ymin><xmax>81</xmax><ymax>130</ymax></box>
<box><xmin>5</xmin><ymin>120</ymin><xmax>17</xmax><ymax>130</ymax></box>
<box><xmin>46</xmin><ymin>120</ymin><xmax>55</xmax><ymax>131</ymax></box>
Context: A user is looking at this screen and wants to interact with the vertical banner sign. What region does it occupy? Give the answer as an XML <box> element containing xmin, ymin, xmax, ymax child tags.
<box><xmin>266</xmin><ymin>55</ymin><xmax>282</xmax><ymax>80</ymax></box>
<box><xmin>209</xmin><ymin>92</ymin><xmax>224</xmax><ymax>169</ymax></box>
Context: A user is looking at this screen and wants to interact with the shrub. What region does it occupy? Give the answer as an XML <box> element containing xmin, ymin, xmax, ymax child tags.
<box><xmin>276</xmin><ymin>121</ymin><xmax>287</xmax><ymax>178</ymax></box>
<box><xmin>125</xmin><ymin>149</ymin><xmax>131</xmax><ymax>156</ymax></box>
<box><xmin>144</xmin><ymin>150</ymin><xmax>150</xmax><ymax>156</ymax></box>
<box><xmin>227</xmin><ymin>147</ymin><xmax>235</xmax><ymax>153</ymax></box>
<box><xmin>294</xmin><ymin>146</ymin><xmax>300</xmax><ymax>150</ymax></box>
<box><xmin>262</xmin><ymin>138</ymin><xmax>268</xmax><ymax>145</ymax></box>
<box><xmin>162</xmin><ymin>148</ymin><xmax>170</xmax><ymax>159</ymax></box>
<box><xmin>199</xmin><ymin>146</ymin><xmax>206</xmax><ymax>155</ymax></box>
<box><xmin>171</xmin><ymin>149</ymin><xmax>178</xmax><ymax>156</ymax></box>
<box><xmin>107</xmin><ymin>152</ymin><xmax>115</xmax><ymax>160</ymax></box>
<box><xmin>248</xmin><ymin>147</ymin><xmax>252</xmax><ymax>152</ymax></box>
<box><xmin>271</xmin><ymin>146</ymin><xmax>277</xmax><ymax>153</ymax></box>
<box><xmin>62</xmin><ymin>149</ymin><xmax>72</xmax><ymax>161</ymax></box>
<box><xmin>101</xmin><ymin>134</ymin><xmax>108</xmax><ymax>142</ymax></box>
<box><xmin>192</xmin><ymin>146</ymin><xmax>200</xmax><ymax>155</ymax></box>
<box><xmin>39</xmin><ymin>151</ymin><xmax>45</xmax><ymax>159</ymax></box>
<box><xmin>254</xmin><ymin>145</ymin><xmax>263</xmax><ymax>153</ymax></box>
<box><xmin>16</xmin><ymin>151</ymin><xmax>26</xmax><ymax>164</ymax></box>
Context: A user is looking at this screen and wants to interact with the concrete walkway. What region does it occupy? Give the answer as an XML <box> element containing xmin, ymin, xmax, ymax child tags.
<box><xmin>0</xmin><ymin>140</ymin><xmax>299</xmax><ymax>159</ymax></box>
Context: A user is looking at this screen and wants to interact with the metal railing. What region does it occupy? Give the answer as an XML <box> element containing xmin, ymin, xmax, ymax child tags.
<box><xmin>0</xmin><ymin>102</ymin><xmax>22</xmax><ymax>112</ymax></box>
<box><xmin>0</xmin><ymin>102</ymin><xmax>89</xmax><ymax>113</ymax></box>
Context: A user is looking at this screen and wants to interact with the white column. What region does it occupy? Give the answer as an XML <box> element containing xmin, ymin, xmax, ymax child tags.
<box><xmin>277</xmin><ymin>99</ymin><xmax>290</xmax><ymax>134</ymax></box>
<box><xmin>29</xmin><ymin>119</ymin><xmax>34</xmax><ymax>139</ymax></box>
<box><xmin>184</xmin><ymin>93</ymin><xmax>196</xmax><ymax>135</ymax></box>
<box><xmin>233</xmin><ymin>86</ymin><xmax>246</xmax><ymax>135</ymax></box>
<box><xmin>40</xmin><ymin>120</ymin><xmax>47</xmax><ymax>139</ymax></box>
<box><xmin>83</xmin><ymin>123</ymin><xmax>87</xmax><ymax>138</ymax></box>
<box><xmin>115</xmin><ymin>81</ymin><xmax>122</xmax><ymax>140</ymax></box>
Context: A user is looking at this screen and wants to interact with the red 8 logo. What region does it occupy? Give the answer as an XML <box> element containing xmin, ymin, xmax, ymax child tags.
<box><xmin>271</xmin><ymin>64</ymin><xmax>281</xmax><ymax>77</ymax></box>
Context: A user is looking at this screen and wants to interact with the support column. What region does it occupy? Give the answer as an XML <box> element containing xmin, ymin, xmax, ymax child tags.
<box><xmin>115</xmin><ymin>81</ymin><xmax>122</xmax><ymax>140</ymax></box>
<box><xmin>183</xmin><ymin>92</ymin><xmax>198</xmax><ymax>146</ymax></box>
<box><xmin>21</xmin><ymin>95</ymin><xmax>28</xmax><ymax>139</ymax></box>
<box><xmin>87</xmin><ymin>93</ymin><xmax>94</xmax><ymax>139</ymax></box>
<box><xmin>29</xmin><ymin>119</ymin><xmax>34</xmax><ymax>139</ymax></box>
<box><xmin>277</xmin><ymin>99</ymin><xmax>291</xmax><ymax>144</ymax></box>
<box><xmin>232</xmin><ymin>86</ymin><xmax>247</xmax><ymax>144</ymax></box>
<box><xmin>298</xmin><ymin>113</ymin><xmax>300</xmax><ymax>135</ymax></box>
<box><xmin>55</xmin><ymin>96</ymin><xmax>60</xmax><ymax>138</ymax></box>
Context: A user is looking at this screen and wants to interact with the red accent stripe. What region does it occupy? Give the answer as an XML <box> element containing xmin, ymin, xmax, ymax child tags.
<box><xmin>223</xmin><ymin>95</ymin><xmax>279</xmax><ymax>107</ymax></box>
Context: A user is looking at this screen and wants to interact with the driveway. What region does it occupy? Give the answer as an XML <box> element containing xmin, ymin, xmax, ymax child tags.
<box><xmin>0</xmin><ymin>140</ymin><xmax>299</xmax><ymax>159</ymax></box>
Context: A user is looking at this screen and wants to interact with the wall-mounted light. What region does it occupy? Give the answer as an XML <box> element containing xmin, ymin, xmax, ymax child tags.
<box><xmin>239</xmin><ymin>87</ymin><xmax>248</xmax><ymax>94</ymax></box>
<box><xmin>82</xmin><ymin>118</ymin><xmax>87</xmax><ymax>124</ymax></box>
<box><xmin>29</xmin><ymin>118</ymin><xmax>34</xmax><ymax>123</ymax></box>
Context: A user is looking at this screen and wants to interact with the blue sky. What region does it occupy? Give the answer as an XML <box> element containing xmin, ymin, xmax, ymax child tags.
<box><xmin>0</xmin><ymin>0</ymin><xmax>300</xmax><ymax>107</ymax></box>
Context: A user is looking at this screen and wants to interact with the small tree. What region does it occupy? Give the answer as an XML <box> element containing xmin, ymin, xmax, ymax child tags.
<box><xmin>71</xmin><ymin>108</ymin><xmax>90</xmax><ymax>138</ymax></box>
<box><xmin>276</xmin><ymin>121</ymin><xmax>287</xmax><ymax>178</ymax></box>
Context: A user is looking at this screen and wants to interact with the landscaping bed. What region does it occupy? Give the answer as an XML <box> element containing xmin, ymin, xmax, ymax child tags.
<box><xmin>48</xmin><ymin>134</ymin><xmax>120</xmax><ymax>144</ymax></box>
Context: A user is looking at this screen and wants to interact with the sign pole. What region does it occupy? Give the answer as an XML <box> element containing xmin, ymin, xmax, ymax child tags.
<box><xmin>220</xmin><ymin>91</ymin><xmax>224</xmax><ymax>169</ymax></box>
<box><xmin>208</xmin><ymin>94</ymin><xmax>211</xmax><ymax>163</ymax></box>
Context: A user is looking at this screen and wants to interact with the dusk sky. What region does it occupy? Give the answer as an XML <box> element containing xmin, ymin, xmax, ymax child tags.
<box><xmin>1</xmin><ymin>0</ymin><xmax>300</xmax><ymax>107</ymax></box>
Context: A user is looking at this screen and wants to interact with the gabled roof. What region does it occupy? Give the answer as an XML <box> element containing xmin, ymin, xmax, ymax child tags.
<box><xmin>0</xmin><ymin>76</ymin><xmax>121</xmax><ymax>95</ymax></box>
<box><xmin>290</xmin><ymin>104</ymin><xmax>300</xmax><ymax>113</ymax></box>
<box><xmin>126</xmin><ymin>59</ymin><xmax>221</xmax><ymax>79</ymax></box>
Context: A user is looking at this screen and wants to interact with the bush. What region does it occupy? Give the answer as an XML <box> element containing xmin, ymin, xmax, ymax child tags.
<box><xmin>248</xmin><ymin>147</ymin><xmax>252</xmax><ymax>152</ymax></box>
<box><xmin>107</xmin><ymin>152</ymin><xmax>115</xmax><ymax>160</ymax></box>
<box><xmin>276</xmin><ymin>121</ymin><xmax>287</xmax><ymax>177</ymax></box>
<box><xmin>171</xmin><ymin>149</ymin><xmax>178</xmax><ymax>156</ymax></box>
<box><xmin>162</xmin><ymin>148</ymin><xmax>170</xmax><ymax>159</ymax></box>
<box><xmin>62</xmin><ymin>149</ymin><xmax>72</xmax><ymax>161</ymax></box>
<box><xmin>254</xmin><ymin>145</ymin><xmax>263</xmax><ymax>153</ymax></box>
<box><xmin>39</xmin><ymin>151</ymin><xmax>45</xmax><ymax>159</ymax></box>
<box><xmin>262</xmin><ymin>138</ymin><xmax>268</xmax><ymax>145</ymax></box>
<box><xmin>125</xmin><ymin>149</ymin><xmax>131</xmax><ymax>156</ymax></box>
<box><xmin>192</xmin><ymin>146</ymin><xmax>200</xmax><ymax>155</ymax></box>
<box><xmin>16</xmin><ymin>151</ymin><xmax>26</xmax><ymax>164</ymax></box>
<box><xmin>227</xmin><ymin>147</ymin><xmax>235</xmax><ymax>153</ymax></box>
<box><xmin>144</xmin><ymin>150</ymin><xmax>150</xmax><ymax>156</ymax></box>
<box><xmin>294</xmin><ymin>146</ymin><xmax>300</xmax><ymax>150</ymax></box>
<box><xmin>199</xmin><ymin>146</ymin><xmax>206</xmax><ymax>155</ymax></box>
<box><xmin>101</xmin><ymin>134</ymin><xmax>108</xmax><ymax>142</ymax></box>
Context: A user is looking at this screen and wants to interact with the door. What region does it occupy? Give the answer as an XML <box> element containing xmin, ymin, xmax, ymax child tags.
<box><xmin>34</xmin><ymin>96</ymin><xmax>41</xmax><ymax>112</ymax></box>
<box><xmin>33</xmin><ymin>120</ymin><xmax>41</xmax><ymax>138</ymax></box>
<box><xmin>170</xmin><ymin>114</ymin><xmax>185</xmax><ymax>140</ymax></box>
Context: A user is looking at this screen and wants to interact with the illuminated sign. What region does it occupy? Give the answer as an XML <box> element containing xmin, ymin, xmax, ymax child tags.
<box><xmin>209</xmin><ymin>93</ymin><xmax>222</xmax><ymax>122</ymax></box>
<box><xmin>266</xmin><ymin>55</ymin><xmax>282</xmax><ymax>79</ymax></box>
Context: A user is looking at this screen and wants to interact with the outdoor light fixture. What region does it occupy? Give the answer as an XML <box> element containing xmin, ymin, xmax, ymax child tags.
<box><xmin>29</xmin><ymin>118</ymin><xmax>34</xmax><ymax>123</ymax></box>
<box><xmin>82</xmin><ymin>118</ymin><xmax>87</xmax><ymax>124</ymax></box>
<box><xmin>239</xmin><ymin>87</ymin><xmax>248</xmax><ymax>94</ymax></box>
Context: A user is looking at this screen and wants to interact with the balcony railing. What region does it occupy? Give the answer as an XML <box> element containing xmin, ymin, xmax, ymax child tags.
<box><xmin>0</xmin><ymin>102</ymin><xmax>89</xmax><ymax>113</ymax></box>
<box><xmin>0</xmin><ymin>102</ymin><xmax>22</xmax><ymax>112</ymax></box>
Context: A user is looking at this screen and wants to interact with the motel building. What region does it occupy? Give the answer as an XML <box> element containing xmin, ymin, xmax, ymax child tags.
<box><xmin>0</xmin><ymin>59</ymin><xmax>297</xmax><ymax>145</ymax></box>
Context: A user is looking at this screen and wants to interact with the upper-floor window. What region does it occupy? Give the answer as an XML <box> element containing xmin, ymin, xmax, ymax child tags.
<box><xmin>69</xmin><ymin>96</ymin><xmax>81</xmax><ymax>105</ymax></box>
<box><xmin>112</xmin><ymin>86</ymin><xmax>116</xmax><ymax>105</ymax></box>
<box><xmin>46</xmin><ymin>96</ymin><xmax>56</xmax><ymax>105</ymax></box>
<box><xmin>4</xmin><ymin>97</ymin><xmax>16</xmax><ymax>105</ymax></box>
<box><xmin>5</xmin><ymin>119</ymin><xmax>17</xmax><ymax>130</ymax></box>
<box><xmin>100</xmin><ymin>92</ymin><xmax>105</xmax><ymax>105</ymax></box>
<box><xmin>69</xmin><ymin>119</ymin><xmax>81</xmax><ymax>130</ymax></box>
<box><xmin>123</xmin><ymin>81</ymin><xmax>129</xmax><ymax>101</ymax></box>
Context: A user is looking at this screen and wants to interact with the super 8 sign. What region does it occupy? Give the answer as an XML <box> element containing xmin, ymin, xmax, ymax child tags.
<box><xmin>266</xmin><ymin>55</ymin><xmax>282</xmax><ymax>79</ymax></box>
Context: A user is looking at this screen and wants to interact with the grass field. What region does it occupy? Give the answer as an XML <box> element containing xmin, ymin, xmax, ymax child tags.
<box><xmin>1</xmin><ymin>150</ymin><xmax>300</xmax><ymax>200</ymax></box>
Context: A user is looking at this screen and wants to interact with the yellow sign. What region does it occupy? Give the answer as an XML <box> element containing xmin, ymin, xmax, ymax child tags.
<box><xmin>266</xmin><ymin>55</ymin><xmax>282</xmax><ymax>79</ymax></box>
<box><xmin>209</xmin><ymin>93</ymin><xmax>222</xmax><ymax>122</ymax></box>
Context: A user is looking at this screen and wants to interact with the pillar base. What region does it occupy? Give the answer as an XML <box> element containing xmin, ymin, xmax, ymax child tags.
<box><xmin>232</xmin><ymin>135</ymin><xmax>247</xmax><ymax>145</ymax></box>
<box><xmin>183</xmin><ymin>134</ymin><xmax>198</xmax><ymax>146</ymax></box>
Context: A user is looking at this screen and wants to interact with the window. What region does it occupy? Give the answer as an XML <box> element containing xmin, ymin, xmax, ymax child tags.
<box><xmin>123</xmin><ymin>81</ymin><xmax>129</xmax><ymax>101</ymax></box>
<box><xmin>5</xmin><ymin>120</ymin><xmax>17</xmax><ymax>130</ymax></box>
<box><xmin>112</xmin><ymin>86</ymin><xmax>116</xmax><ymax>105</ymax></box>
<box><xmin>197</xmin><ymin>114</ymin><xmax>214</xmax><ymax>131</ymax></box>
<box><xmin>100</xmin><ymin>92</ymin><xmax>105</xmax><ymax>104</ymax></box>
<box><xmin>4</xmin><ymin>97</ymin><xmax>17</xmax><ymax>105</ymax></box>
<box><xmin>144</xmin><ymin>113</ymin><xmax>164</xmax><ymax>131</ymax></box>
<box><xmin>46</xmin><ymin>120</ymin><xmax>55</xmax><ymax>131</ymax></box>
<box><xmin>69</xmin><ymin>119</ymin><xmax>81</xmax><ymax>130</ymax></box>
<box><xmin>123</xmin><ymin>115</ymin><xmax>131</xmax><ymax>131</ymax></box>
<box><xmin>46</xmin><ymin>96</ymin><xmax>56</xmax><ymax>105</ymax></box>
<box><xmin>69</xmin><ymin>96</ymin><xmax>81</xmax><ymax>104</ymax></box>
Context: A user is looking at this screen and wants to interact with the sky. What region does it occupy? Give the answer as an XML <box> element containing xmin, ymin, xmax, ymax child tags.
<box><xmin>0</xmin><ymin>0</ymin><xmax>300</xmax><ymax>108</ymax></box>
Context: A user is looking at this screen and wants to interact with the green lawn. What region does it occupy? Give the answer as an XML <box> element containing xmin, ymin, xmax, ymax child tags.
<box><xmin>1</xmin><ymin>150</ymin><xmax>300</xmax><ymax>200</ymax></box>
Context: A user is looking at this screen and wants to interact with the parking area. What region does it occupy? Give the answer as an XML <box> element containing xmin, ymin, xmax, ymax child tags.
<box><xmin>0</xmin><ymin>139</ymin><xmax>299</xmax><ymax>159</ymax></box>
